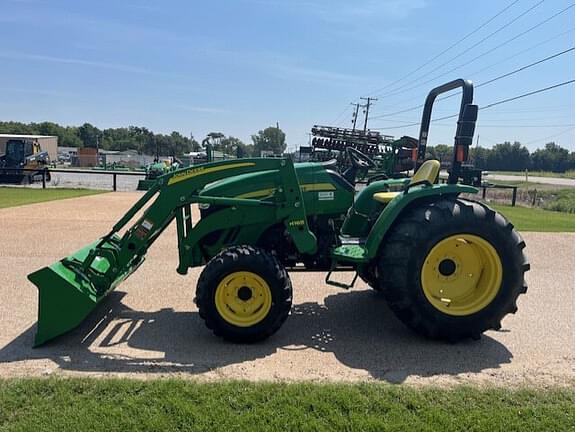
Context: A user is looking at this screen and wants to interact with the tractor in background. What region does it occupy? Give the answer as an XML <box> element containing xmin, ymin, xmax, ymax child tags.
<box><xmin>0</xmin><ymin>138</ymin><xmax>51</xmax><ymax>184</ymax></box>
<box><xmin>137</xmin><ymin>157</ymin><xmax>181</xmax><ymax>190</ymax></box>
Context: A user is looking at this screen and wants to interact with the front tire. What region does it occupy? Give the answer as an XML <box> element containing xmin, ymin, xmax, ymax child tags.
<box><xmin>377</xmin><ymin>198</ymin><xmax>529</xmax><ymax>342</ymax></box>
<box><xmin>196</xmin><ymin>245</ymin><xmax>292</xmax><ymax>343</ymax></box>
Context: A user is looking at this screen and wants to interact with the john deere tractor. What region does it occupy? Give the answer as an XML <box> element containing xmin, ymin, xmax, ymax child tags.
<box><xmin>28</xmin><ymin>79</ymin><xmax>528</xmax><ymax>346</ymax></box>
<box><xmin>137</xmin><ymin>158</ymin><xmax>181</xmax><ymax>190</ymax></box>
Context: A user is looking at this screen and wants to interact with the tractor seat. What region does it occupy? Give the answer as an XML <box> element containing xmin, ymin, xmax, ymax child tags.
<box><xmin>372</xmin><ymin>159</ymin><xmax>441</xmax><ymax>204</ymax></box>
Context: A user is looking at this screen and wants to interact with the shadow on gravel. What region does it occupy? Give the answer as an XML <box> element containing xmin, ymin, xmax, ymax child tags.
<box><xmin>0</xmin><ymin>290</ymin><xmax>512</xmax><ymax>383</ymax></box>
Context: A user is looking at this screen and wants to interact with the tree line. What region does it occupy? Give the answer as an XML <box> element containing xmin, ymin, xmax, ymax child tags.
<box><xmin>427</xmin><ymin>141</ymin><xmax>575</xmax><ymax>173</ymax></box>
<box><xmin>0</xmin><ymin>121</ymin><xmax>287</xmax><ymax>157</ymax></box>
<box><xmin>5</xmin><ymin>120</ymin><xmax>570</xmax><ymax>171</ymax></box>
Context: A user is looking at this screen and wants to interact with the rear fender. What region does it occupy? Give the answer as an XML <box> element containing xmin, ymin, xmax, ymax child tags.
<box><xmin>363</xmin><ymin>184</ymin><xmax>478</xmax><ymax>260</ymax></box>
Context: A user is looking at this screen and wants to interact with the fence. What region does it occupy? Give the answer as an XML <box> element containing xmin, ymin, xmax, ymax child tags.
<box><xmin>0</xmin><ymin>167</ymin><xmax>146</xmax><ymax>191</ymax></box>
<box><xmin>481</xmin><ymin>184</ymin><xmax>518</xmax><ymax>207</ymax></box>
<box><xmin>2</xmin><ymin>168</ymin><xmax>520</xmax><ymax>204</ymax></box>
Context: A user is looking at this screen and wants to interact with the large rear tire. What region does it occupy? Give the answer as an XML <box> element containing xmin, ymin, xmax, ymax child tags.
<box><xmin>377</xmin><ymin>197</ymin><xmax>529</xmax><ymax>342</ymax></box>
<box><xmin>196</xmin><ymin>245</ymin><xmax>292</xmax><ymax>343</ymax></box>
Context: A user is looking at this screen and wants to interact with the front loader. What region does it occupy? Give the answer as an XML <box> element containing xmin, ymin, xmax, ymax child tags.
<box><xmin>28</xmin><ymin>79</ymin><xmax>529</xmax><ymax>346</ymax></box>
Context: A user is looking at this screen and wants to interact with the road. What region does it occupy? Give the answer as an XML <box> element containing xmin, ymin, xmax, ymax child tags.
<box><xmin>0</xmin><ymin>193</ymin><xmax>574</xmax><ymax>385</ymax></box>
<box><xmin>486</xmin><ymin>173</ymin><xmax>575</xmax><ymax>187</ymax></box>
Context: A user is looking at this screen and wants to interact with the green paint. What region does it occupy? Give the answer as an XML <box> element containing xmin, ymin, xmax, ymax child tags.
<box><xmin>28</xmin><ymin>158</ymin><xmax>320</xmax><ymax>345</ymax></box>
<box><xmin>363</xmin><ymin>184</ymin><xmax>477</xmax><ymax>259</ymax></box>
<box><xmin>27</xmin><ymin>156</ymin><xmax>481</xmax><ymax>346</ymax></box>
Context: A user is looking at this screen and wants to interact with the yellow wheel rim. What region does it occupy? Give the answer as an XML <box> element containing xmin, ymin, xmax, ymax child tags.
<box><xmin>215</xmin><ymin>271</ymin><xmax>273</xmax><ymax>327</ymax></box>
<box><xmin>421</xmin><ymin>234</ymin><xmax>503</xmax><ymax>316</ymax></box>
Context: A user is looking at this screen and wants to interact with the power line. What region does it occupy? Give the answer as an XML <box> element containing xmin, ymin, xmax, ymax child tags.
<box><xmin>436</xmin><ymin>123</ymin><xmax>575</xmax><ymax>128</ymax></box>
<box><xmin>375</xmin><ymin>0</ymin><xmax>549</xmax><ymax>98</ymax></box>
<box><xmin>481</xmin><ymin>78</ymin><xmax>575</xmax><ymax>110</ymax></box>
<box><xmin>479</xmin><ymin>45</ymin><xmax>575</xmax><ymax>87</ymax></box>
<box><xmin>474</xmin><ymin>104</ymin><xmax>575</xmax><ymax>113</ymax></box>
<box><xmin>369</xmin><ymin>25</ymin><xmax>575</xmax><ymax>118</ymax></box>
<box><xmin>369</xmin><ymin>44</ymin><xmax>575</xmax><ymax>120</ymax></box>
<box><xmin>366</xmin><ymin>25</ymin><xmax>575</xmax><ymax>115</ymax></box>
<box><xmin>523</xmin><ymin>126</ymin><xmax>575</xmax><ymax>145</ymax></box>
<box><xmin>365</xmin><ymin>0</ymin><xmax>524</xmax><ymax>95</ymax></box>
<box><xmin>376</xmin><ymin>113</ymin><xmax>459</xmax><ymax>130</ymax></box>
<box><xmin>372</xmin><ymin>78</ymin><xmax>575</xmax><ymax>130</ymax></box>
<box><xmin>376</xmin><ymin>1</ymin><xmax>575</xmax><ymax>101</ymax></box>
<box><xmin>330</xmin><ymin>105</ymin><xmax>352</xmax><ymax>125</ymax></box>
<box><xmin>468</xmin><ymin>25</ymin><xmax>575</xmax><ymax>78</ymax></box>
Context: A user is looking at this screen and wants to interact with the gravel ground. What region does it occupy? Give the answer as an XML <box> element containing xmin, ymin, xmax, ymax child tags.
<box><xmin>0</xmin><ymin>193</ymin><xmax>574</xmax><ymax>385</ymax></box>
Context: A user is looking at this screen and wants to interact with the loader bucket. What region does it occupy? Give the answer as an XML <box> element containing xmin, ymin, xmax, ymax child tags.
<box><xmin>28</xmin><ymin>238</ymin><xmax>144</xmax><ymax>346</ymax></box>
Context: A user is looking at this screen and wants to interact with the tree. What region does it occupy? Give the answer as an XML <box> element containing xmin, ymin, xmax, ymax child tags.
<box><xmin>469</xmin><ymin>146</ymin><xmax>490</xmax><ymax>170</ymax></box>
<box><xmin>0</xmin><ymin>121</ymin><xmax>205</xmax><ymax>156</ymax></box>
<box><xmin>427</xmin><ymin>144</ymin><xmax>453</xmax><ymax>164</ymax></box>
<box><xmin>531</xmin><ymin>142</ymin><xmax>570</xmax><ymax>172</ymax></box>
<box><xmin>251</xmin><ymin>126</ymin><xmax>286</xmax><ymax>156</ymax></box>
<box><xmin>221</xmin><ymin>136</ymin><xmax>251</xmax><ymax>157</ymax></box>
<box><xmin>77</xmin><ymin>123</ymin><xmax>101</xmax><ymax>148</ymax></box>
<box><xmin>486</xmin><ymin>142</ymin><xmax>530</xmax><ymax>171</ymax></box>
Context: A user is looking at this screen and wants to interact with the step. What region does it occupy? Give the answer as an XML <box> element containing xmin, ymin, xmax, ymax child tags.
<box><xmin>332</xmin><ymin>244</ymin><xmax>367</xmax><ymax>263</ymax></box>
<box><xmin>338</xmin><ymin>236</ymin><xmax>365</xmax><ymax>246</ymax></box>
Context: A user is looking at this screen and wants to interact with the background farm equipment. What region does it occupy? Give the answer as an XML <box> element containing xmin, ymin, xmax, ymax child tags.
<box><xmin>309</xmin><ymin>126</ymin><xmax>418</xmax><ymax>182</ymax></box>
<box><xmin>137</xmin><ymin>158</ymin><xmax>181</xmax><ymax>190</ymax></box>
<box><xmin>0</xmin><ymin>138</ymin><xmax>51</xmax><ymax>184</ymax></box>
<box><xmin>28</xmin><ymin>79</ymin><xmax>528</xmax><ymax>348</ymax></box>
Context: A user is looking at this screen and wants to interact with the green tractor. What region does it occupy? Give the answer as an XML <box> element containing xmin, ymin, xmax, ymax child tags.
<box><xmin>28</xmin><ymin>79</ymin><xmax>528</xmax><ymax>346</ymax></box>
<box><xmin>137</xmin><ymin>158</ymin><xmax>181</xmax><ymax>191</ymax></box>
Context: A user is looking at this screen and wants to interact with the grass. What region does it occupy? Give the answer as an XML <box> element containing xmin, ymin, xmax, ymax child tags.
<box><xmin>491</xmin><ymin>170</ymin><xmax>575</xmax><ymax>179</ymax></box>
<box><xmin>0</xmin><ymin>187</ymin><xmax>105</xmax><ymax>209</ymax></box>
<box><xmin>0</xmin><ymin>379</ymin><xmax>573</xmax><ymax>431</ymax></box>
<box><xmin>540</xmin><ymin>188</ymin><xmax>575</xmax><ymax>213</ymax></box>
<box><xmin>492</xmin><ymin>204</ymin><xmax>575</xmax><ymax>232</ymax></box>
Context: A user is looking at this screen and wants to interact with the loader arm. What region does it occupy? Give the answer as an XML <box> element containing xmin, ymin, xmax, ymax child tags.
<box><xmin>28</xmin><ymin>158</ymin><xmax>317</xmax><ymax>346</ymax></box>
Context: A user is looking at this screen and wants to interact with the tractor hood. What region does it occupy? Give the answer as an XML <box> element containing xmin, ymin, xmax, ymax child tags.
<box><xmin>199</xmin><ymin>160</ymin><xmax>354</xmax><ymax>216</ymax></box>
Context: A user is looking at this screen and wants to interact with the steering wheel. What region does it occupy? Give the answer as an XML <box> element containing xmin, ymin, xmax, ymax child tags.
<box><xmin>346</xmin><ymin>147</ymin><xmax>376</xmax><ymax>170</ymax></box>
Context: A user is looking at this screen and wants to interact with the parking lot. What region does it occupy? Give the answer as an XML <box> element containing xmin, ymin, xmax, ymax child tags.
<box><xmin>0</xmin><ymin>192</ymin><xmax>574</xmax><ymax>385</ymax></box>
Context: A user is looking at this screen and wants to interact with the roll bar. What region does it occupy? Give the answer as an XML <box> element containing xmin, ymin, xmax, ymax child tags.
<box><xmin>416</xmin><ymin>79</ymin><xmax>478</xmax><ymax>184</ymax></box>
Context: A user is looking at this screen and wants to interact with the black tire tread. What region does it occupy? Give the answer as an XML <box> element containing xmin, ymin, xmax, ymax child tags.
<box><xmin>378</xmin><ymin>197</ymin><xmax>529</xmax><ymax>342</ymax></box>
<box><xmin>195</xmin><ymin>245</ymin><xmax>292</xmax><ymax>343</ymax></box>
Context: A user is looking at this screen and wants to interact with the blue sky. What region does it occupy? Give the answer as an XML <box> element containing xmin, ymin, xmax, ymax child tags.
<box><xmin>0</xmin><ymin>0</ymin><xmax>574</xmax><ymax>151</ymax></box>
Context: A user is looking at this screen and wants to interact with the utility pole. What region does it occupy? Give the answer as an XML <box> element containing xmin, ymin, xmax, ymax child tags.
<box><xmin>276</xmin><ymin>121</ymin><xmax>281</xmax><ymax>155</ymax></box>
<box><xmin>96</xmin><ymin>133</ymin><xmax>101</xmax><ymax>167</ymax></box>
<box><xmin>351</xmin><ymin>102</ymin><xmax>361</xmax><ymax>131</ymax></box>
<box><xmin>360</xmin><ymin>97</ymin><xmax>378</xmax><ymax>132</ymax></box>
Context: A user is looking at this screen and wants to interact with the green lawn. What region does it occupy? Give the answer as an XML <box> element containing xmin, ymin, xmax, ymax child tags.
<box><xmin>0</xmin><ymin>187</ymin><xmax>105</xmax><ymax>209</ymax></box>
<box><xmin>492</xmin><ymin>204</ymin><xmax>575</xmax><ymax>232</ymax></box>
<box><xmin>0</xmin><ymin>379</ymin><xmax>573</xmax><ymax>431</ymax></box>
